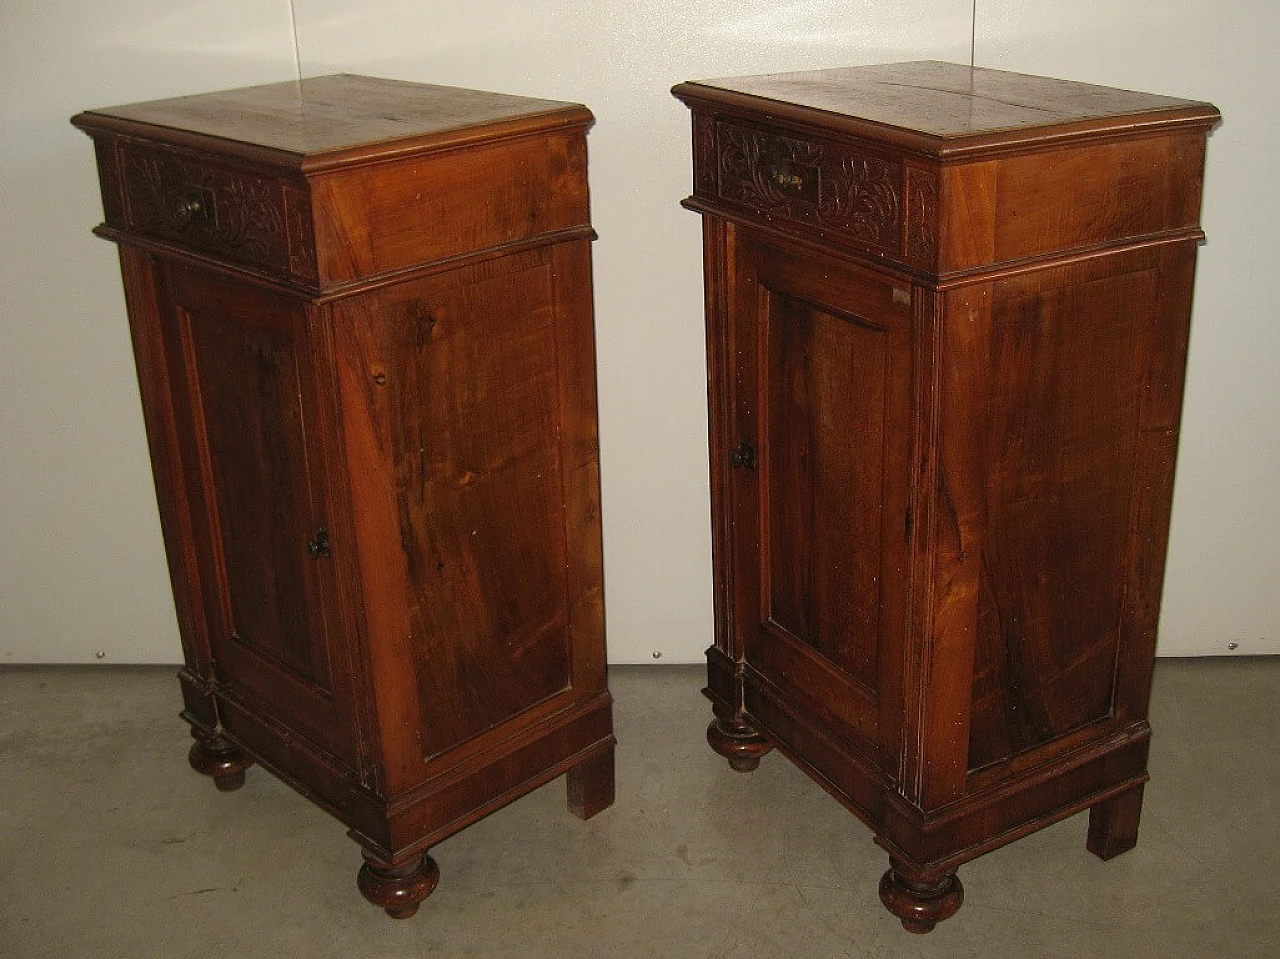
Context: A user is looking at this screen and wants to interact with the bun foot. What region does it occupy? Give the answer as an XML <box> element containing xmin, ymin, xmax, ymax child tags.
<box><xmin>357</xmin><ymin>850</ymin><xmax>440</xmax><ymax>919</ymax></box>
<box><xmin>188</xmin><ymin>729</ymin><xmax>253</xmax><ymax>792</ymax></box>
<box><xmin>706</xmin><ymin>714</ymin><xmax>772</xmax><ymax>773</ymax></box>
<box><xmin>879</xmin><ymin>862</ymin><xmax>963</xmax><ymax>933</ymax></box>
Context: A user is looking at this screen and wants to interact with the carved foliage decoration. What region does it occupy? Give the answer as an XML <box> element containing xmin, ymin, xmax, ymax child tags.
<box><xmin>694</xmin><ymin>114</ymin><xmax>718</xmax><ymax>193</ymax></box>
<box><xmin>283</xmin><ymin>184</ymin><xmax>318</xmax><ymax>283</ymax></box>
<box><xmin>121</xmin><ymin>147</ymin><xmax>290</xmax><ymax>274</ymax></box>
<box><xmin>716</xmin><ymin>122</ymin><xmax>901</xmax><ymax>251</ymax></box>
<box><xmin>905</xmin><ymin>166</ymin><xmax>940</xmax><ymax>267</ymax></box>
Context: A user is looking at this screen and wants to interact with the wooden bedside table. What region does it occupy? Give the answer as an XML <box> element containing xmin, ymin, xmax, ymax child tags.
<box><xmin>73</xmin><ymin>74</ymin><xmax>615</xmax><ymax>918</ymax></box>
<box><xmin>673</xmin><ymin>61</ymin><xmax>1218</xmax><ymax>932</ymax></box>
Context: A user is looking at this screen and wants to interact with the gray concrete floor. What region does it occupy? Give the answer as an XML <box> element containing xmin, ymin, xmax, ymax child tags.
<box><xmin>1</xmin><ymin>660</ymin><xmax>1277</xmax><ymax>958</ymax></box>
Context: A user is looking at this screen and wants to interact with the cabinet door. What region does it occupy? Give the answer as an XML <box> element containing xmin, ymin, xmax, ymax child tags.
<box><xmin>725</xmin><ymin>233</ymin><xmax>914</xmax><ymax>763</ymax></box>
<box><xmin>157</xmin><ymin>263</ymin><xmax>356</xmax><ymax>761</ymax></box>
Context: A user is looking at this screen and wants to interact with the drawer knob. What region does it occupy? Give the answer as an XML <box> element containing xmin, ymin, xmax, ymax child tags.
<box><xmin>174</xmin><ymin>194</ymin><xmax>207</xmax><ymax>224</ymax></box>
<box><xmin>772</xmin><ymin>169</ymin><xmax>805</xmax><ymax>193</ymax></box>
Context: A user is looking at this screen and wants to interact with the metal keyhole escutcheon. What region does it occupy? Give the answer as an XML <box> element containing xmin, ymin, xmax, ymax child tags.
<box><xmin>728</xmin><ymin>440</ymin><xmax>757</xmax><ymax>470</ymax></box>
<box><xmin>307</xmin><ymin>527</ymin><xmax>331</xmax><ymax>559</ymax></box>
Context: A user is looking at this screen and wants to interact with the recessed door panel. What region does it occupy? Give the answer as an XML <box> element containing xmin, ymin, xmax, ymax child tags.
<box><xmin>160</xmin><ymin>264</ymin><xmax>354</xmax><ymax>759</ymax></box>
<box><xmin>731</xmin><ymin>235</ymin><xmax>913</xmax><ymax>755</ymax></box>
<box><xmin>765</xmin><ymin>290</ymin><xmax>892</xmax><ymax>693</ymax></box>
<box><xmin>185</xmin><ymin>305</ymin><xmax>328</xmax><ymax>686</ymax></box>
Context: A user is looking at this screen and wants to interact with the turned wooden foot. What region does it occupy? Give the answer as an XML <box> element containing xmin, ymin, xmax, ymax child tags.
<box><xmin>567</xmin><ymin>746</ymin><xmax>616</xmax><ymax>820</ymax></box>
<box><xmin>879</xmin><ymin>860</ymin><xmax>964</xmax><ymax>933</ymax></box>
<box><xmin>1088</xmin><ymin>783</ymin><xmax>1146</xmax><ymax>860</ymax></box>
<box><xmin>187</xmin><ymin>729</ymin><xmax>253</xmax><ymax>792</ymax></box>
<box><xmin>706</xmin><ymin>706</ymin><xmax>772</xmax><ymax>773</ymax></box>
<box><xmin>357</xmin><ymin>849</ymin><xmax>440</xmax><ymax>919</ymax></box>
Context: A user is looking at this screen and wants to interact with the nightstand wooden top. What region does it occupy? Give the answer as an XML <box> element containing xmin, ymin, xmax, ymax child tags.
<box><xmin>72</xmin><ymin>74</ymin><xmax>590</xmax><ymax>169</ymax></box>
<box><xmin>674</xmin><ymin>61</ymin><xmax>1218</xmax><ymax>155</ymax></box>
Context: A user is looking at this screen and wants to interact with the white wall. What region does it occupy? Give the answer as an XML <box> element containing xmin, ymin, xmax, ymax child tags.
<box><xmin>0</xmin><ymin>1</ymin><xmax>299</xmax><ymax>665</ymax></box>
<box><xmin>975</xmin><ymin>0</ymin><xmax>1280</xmax><ymax>655</ymax></box>
<box><xmin>0</xmin><ymin>1</ymin><xmax>1274</xmax><ymax>663</ymax></box>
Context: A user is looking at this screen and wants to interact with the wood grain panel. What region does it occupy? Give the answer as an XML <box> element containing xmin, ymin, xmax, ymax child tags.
<box><xmin>1114</xmin><ymin>243</ymin><xmax>1199</xmax><ymax>723</ymax></box>
<box><xmin>311</xmin><ymin>132</ymin><xmax>589</xmax><ymax>285</ymax></box>
<box><xmin>991</xmin><ymin>136</ymin><xmax>1194</xmax><ymax>264</ymax></box>
<box><xmin>161</xmin><ymin>265</ymin><xmax>355</xmax><ymax>760</ymax></box>
<box><xmin>168</xmin><ymin>271</ymin><xmax>329</xmax><ymax>688</ymax></box>
<box><xmin>399</xmin><ymin>261</ymin><xmax>570</xmax><ymax>759</ymax></box>
<box><xmin>185</xmin><ymin>308</ymin><xmax>326</xmax><ymax>685</ymax></box>
<box><xmin>116</xmin><ymin>249</ymin><xmax>215</xmax><ymax>685</ymax></box>
<box><xmin>735</xmin><ymin>234</ymin><xmax>913</xmax><ymax>756</ymax></box>
<box><xmin>332</xmin><ymin>250</ymin><xmax>575</xmax><ymax>762</ymax></box>
<box><xmin>765</xmin><ymin>289</ymin><xmax>891</xmax><ymax>691</ymax></box>
<box><xmin>968</xmin><ymin>260</ymin><xmax>1155</xmax><ymax>771</ymax></box>
<box><xmin>937</xmin><ymin>162</ymin><xmax>997</xmax><ymax>274</ymax></box>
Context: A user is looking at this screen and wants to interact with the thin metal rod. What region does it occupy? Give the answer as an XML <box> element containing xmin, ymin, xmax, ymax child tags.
<box><xmin>288</xmin><ymin>0</ymin><xmax>303</xmax><ymax>82</ymax></box>
<box><xmin>970</xmin><ymin>0</ymin><xmax>977</xmax><ymax>67</ymax></box>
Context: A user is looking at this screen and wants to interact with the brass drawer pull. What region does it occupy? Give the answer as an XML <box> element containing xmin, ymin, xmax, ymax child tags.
<box><xmin>174</xmin><ymin>193</ymin><xmax>207</xmax><ymax>225</ymax></box>
<box><xmin>772</xmin><ymin>169</ymin><xmax>805</xmax><ymax>193</ymax></box>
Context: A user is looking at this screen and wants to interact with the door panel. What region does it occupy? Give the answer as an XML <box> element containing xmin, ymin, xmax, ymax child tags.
<box><xmin>731</xmin><ymin>235</ymin><xmax>914</xmax><ymax>757</ymax></box>
<box><xmin>765</xmin><ymin>290</ymin><xmax>894</xmax><ymax>693</ymax></box>
<box><xmin>160</xmin><ymin>264</ymin><xmax>355</xmax><ymax>760</ymax></box>
<box><xmin>184</xmin><ymin>303</ymin><xmax>329</xmax><ymax>687</ymax></box>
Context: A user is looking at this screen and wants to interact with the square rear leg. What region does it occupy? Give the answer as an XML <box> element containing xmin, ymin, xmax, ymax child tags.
<box><xmin>566</xmin><ymin>744</ymin><xmax>615</xmax><ymax>820</ymax></box>
<box><xmin>1088</xmin><ymin>783</ymin><xmax>1146</xmax><ymax>860</ymax></box>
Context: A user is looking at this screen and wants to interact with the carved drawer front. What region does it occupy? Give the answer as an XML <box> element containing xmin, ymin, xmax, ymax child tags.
<box><xmin>118</xmin><ymin>144</ymin><xmax>311</xmax><ymax>279</ymax></box>
<box><xmin>714</xmin><ymin>120</ymin><xmax>904</xmax><ymax>256</ymax></box>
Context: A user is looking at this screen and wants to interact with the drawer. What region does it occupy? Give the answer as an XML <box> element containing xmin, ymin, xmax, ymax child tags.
<box><xmin>713</xmin><ymin>120</ymin><xmax>905</xmax><ymax>257</ymax></box>
<box><xmin>117</xmin><ymin>144</ymin><xmax>313</xmax><ymax>280</ymax></box>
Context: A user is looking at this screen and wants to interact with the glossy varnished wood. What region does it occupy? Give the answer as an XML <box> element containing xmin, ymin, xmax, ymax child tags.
<box><xmin>675</xmin><ymin>62</ymin><xmax>1217</xmax><ymax>933</ymax></box>
<box><xmin>74</xmin><ymin>75</ymin><xmax>593</xmax><ymax>292</ymax></box>
<box><xmin>675</xmin><ymin>61</ymin><xmax>1214</xmax><ymax>154</ymax></box>
<box><xmin>74</xmin><ymin>75</ymin><xmax>614</xmax><ymax>918</ymax></box>
<box><xmin>74</xmin><ymin>75</ymin><xmax>589</xmax><ymax>163</ymax></box>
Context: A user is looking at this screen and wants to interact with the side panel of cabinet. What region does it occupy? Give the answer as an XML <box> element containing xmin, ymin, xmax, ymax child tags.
<box><xmin>155</xmin><ymin>262</ymin><xmax>360</xmax><ymax>764</ymax></box>
<box><xmin>330</xmin><ymin>241</ymin><xmax>606</xmax><ymax>794</ymax></box>
<box><xmin>724</xmin><ymin>232</ymin><xmax>914</xmax><ymax>772</ymax></box>
<box><xmin>947</xmin><ymin>244</ymin><xmax>1195</xmax><ymax>788</ymax></box>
